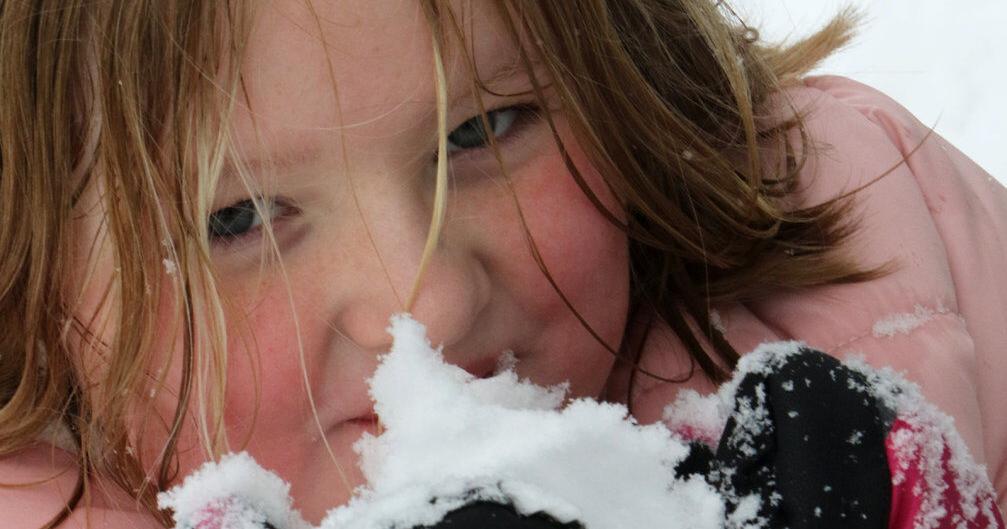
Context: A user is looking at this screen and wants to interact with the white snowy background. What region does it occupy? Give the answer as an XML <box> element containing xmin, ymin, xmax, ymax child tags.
<box><xmin>732</xmin><ymin>0</ymin><xmax>1007</xmax><ymax>184</ymax></box>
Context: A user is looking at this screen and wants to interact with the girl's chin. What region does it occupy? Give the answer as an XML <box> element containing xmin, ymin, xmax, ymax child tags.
<box><xmin>291</xmin><ymin>420</ymin><xmax>378</xmax><ymax>522</ymax></box>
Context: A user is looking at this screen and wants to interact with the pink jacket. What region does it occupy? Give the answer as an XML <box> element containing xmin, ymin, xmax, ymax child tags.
<box><xmin>613</xmin><ymin>75</ymin><xmax>1007</xmax><ymax>516</ymax></box>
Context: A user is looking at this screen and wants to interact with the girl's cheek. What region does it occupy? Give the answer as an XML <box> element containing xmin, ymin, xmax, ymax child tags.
<box><xmin>508</xmin><ymin>123</ymin><xmax>629</xmax><ymax>309</ymax></box>
<box><xmin>134</xmin><ymin>277</ymin><xmax>307</xmax><ymax>463</ymax></box>
<box><xmin>219</xmin><ymin>282</ymin><xmax>313</xmax><ymax>429</ymax></box>
<box><xmin>490</xmin><ymin>122</ymin><xmax>630</xmax><ymax>396</ymax></box>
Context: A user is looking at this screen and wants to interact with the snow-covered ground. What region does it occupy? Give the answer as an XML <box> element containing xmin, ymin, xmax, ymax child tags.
<box><xmin>732</xmin><ymin>0</ymin><xmax>1007</xmax><ymax>184</ymax></box>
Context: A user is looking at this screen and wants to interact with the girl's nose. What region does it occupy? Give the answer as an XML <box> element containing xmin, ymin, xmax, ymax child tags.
<box><xmin>325</xmin><ymin>180</ymin><xmax>491</xmax><ymax>354</ymax></box>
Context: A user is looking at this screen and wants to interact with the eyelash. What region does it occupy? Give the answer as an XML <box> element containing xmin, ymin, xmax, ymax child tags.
<box><xmin>439</xmin><ymin>104</ymin><xmax>540</xmax><ymax>162</ymax></box>
<box><xmin>209</xmin><ymin>105</ymin><xmax>539</xmax><ymax>249</ymax></box>
<box><xmin>207</xmin><ymin>197</ymin><xmax>295</xmax><ymax>248</ymax></box>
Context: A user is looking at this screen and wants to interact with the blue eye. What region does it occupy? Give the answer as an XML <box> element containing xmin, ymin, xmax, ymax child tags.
<box><xmin>446</xmin><ymin>106</ymin><xmax>527</xmax><ymax>153</ymax></box>
<box><xmin>208</xmin><ymin>198</ymin><xmax>281</xmax><ymax>243</ymax></box>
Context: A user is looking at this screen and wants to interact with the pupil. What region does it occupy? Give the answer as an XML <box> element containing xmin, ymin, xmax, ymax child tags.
<box><xmin>448</xmin><ymin>113</ymin><xmax>496</xmax><ymax>149</ymax></box>
<box><xmin>208</xmin><ymin>200</ymin><xmax>257</xmax><ymax>240</ymax></box>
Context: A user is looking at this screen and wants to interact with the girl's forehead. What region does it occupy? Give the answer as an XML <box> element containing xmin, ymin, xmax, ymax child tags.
<box><xmin>234</xmin><ymin>0</ymin><xmax>522</xmax><ymax>167</ymax></box>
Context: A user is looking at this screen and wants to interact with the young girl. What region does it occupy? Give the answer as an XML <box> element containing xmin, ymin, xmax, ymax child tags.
<box><xmin>0</xmin><ymin>1</ymin><xmax>1003</xmax><ymax>528</ymax></box>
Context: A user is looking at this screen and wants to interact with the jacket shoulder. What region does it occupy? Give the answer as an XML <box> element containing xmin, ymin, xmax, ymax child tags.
<box><xmin>768</xmin><ymin>75</ymin><xmax>1007</xmax><ymax>511</ymax></box>
<box><xmin>617</xmin><ymin>75</ymin><xmax>1007</xmax><ymax>512</ymax></box>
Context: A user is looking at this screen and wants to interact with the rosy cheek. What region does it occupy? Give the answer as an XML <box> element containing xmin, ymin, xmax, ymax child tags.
<box><xmin>490</xmin><ymin>123</ymin><xmax>629</xmax><ymax>395</ymax></box>
<box><xmin>219</xmin><ymin>284</ymin><xmax>312</xmax><ymax>428</ymax></box>
<box><xmin>509</xmin><ymin>127</ymin><xmax>628</xmax><ymax>307</ymax></box>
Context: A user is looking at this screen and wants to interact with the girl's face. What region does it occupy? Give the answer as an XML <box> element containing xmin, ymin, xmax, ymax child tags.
<box><xmin>81</xmin><ymin>0</ymin><xmax>627</xmax><ymax>522</ymax></box>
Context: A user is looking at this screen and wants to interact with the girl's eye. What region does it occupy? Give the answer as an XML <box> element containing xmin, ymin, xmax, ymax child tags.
<box><xmin>446</xmin><ymin>106</ymin><xmax>532</xmax><ymax>154</ymax></box>
<box><xmin>207</xmin><ymin>198</ymin><xmax>283</xmax><ymax>243</ymax></box>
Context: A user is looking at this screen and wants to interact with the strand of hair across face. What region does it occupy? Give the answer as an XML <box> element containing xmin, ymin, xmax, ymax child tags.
<box><xmin>405</xmin><ymin>15</ymin><xmax>450</xmax><ymax>314</ymax></box>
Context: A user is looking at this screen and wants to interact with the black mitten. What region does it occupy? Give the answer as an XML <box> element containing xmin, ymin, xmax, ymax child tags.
<box><xmin>417</xmin><ymin>501</ymin><xmax>582</xmax><ymax>529</ymax></box>
<box><xmin>677</xmin><ymin>348</ymin><xmax>894</xmax><ymax>529</ymax></box>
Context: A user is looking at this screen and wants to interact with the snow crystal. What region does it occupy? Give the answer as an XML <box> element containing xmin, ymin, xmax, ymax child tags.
<box><xmin>847</xmin><ymin>431</ymin><xmax>864</xmax><ymax>445</ymax></box>
<box><xmin>871</xmin><ymin>304</ymin><xmax>947</xmax><ymax>338</ymax></box>
<box><xmin>162</xmin><ymin>257</ymin><xmax>177</xmax><ymax>276</ymax></box>
<box><xmin>709</xmin><ymin>309</ymin><xmax>726</xmax><ymax>334</ymax></box>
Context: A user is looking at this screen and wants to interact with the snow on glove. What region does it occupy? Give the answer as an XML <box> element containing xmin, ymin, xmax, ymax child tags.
<box><xmin>157</xmin><ymin>452</ymin><xmax>309</xmax><ymax>529</ymax></box>
<box><xmin>667</xmin><ymin>345</ymin><xmax>1005</xmax><ymax>529</ymax></box>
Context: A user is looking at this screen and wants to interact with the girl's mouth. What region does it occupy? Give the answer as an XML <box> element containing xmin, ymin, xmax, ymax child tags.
<box><xmin>348</xmin><ymin>414</ymin><xmax>379</xmax><ymax>425</ymax></box>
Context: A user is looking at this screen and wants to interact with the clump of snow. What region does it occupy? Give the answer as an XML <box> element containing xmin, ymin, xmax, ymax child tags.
<box><xmin>871</xmin><ymin>304</ymin><xmax>948</xmax><ymax>338</ymax></box>
<box><xmin>160</xmin><ymin>314</ymin><xmax>727</xmax><ymax>529</ymax></box>
<box><xmin>495</xmin><ymin>350</ymin><xmax>518</xmax><ymax>373</ymax></box>
<box><xmin>663</xmin><ymin>389</ymin><xmax>728</xmax><ymax>447</ymax></box>
<box><xmin>157</xmin><ymin>452</ymin><xmax>310</xmax><ymax>529</ymax></box>
<box><xmin>323</xmin><ymin>314</ymin><xmax>725</xmax><ymax>529</ymax></box>
<box><xmin>726</xmin><ymin>494</ymin><xmax>762</xmax><ymax>529</ymax></box>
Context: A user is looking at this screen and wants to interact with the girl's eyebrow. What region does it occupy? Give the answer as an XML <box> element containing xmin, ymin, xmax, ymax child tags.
<box><xmin>221</xmin><ymin>143</ymin><xmax>325</xmax><ymax>185</ymax></box>
<box><xmin>230</xmin><ymin>56</ymin><xmax>530</xmax><ymax>174</ymax></box>
<box><xmin>449</xmin><ymin>58</ymin><xmax>527</xmax><ymax>108</ymax></box>
<box><xmin>238</xmin><ymin>145</ymin><xmax>323</xmax><ymax>171</ymax></box>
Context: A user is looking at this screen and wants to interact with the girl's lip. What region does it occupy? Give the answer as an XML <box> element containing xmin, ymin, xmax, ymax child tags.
<box><xmin>348</xmin><ymin>414</ymin><xmax>379</xmax><ymax>424</ymax></box>
<box><xmin>465</xmin><ymin>355</ymin><xmax>506</xmax><ymax>379</ymax></box>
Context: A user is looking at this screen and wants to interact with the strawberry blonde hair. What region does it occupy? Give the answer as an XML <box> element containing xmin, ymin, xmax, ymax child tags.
<box><xmin>0</xmin><ymin>1</ymin><xmax>874</xmax><ymax>526</ymax></box>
